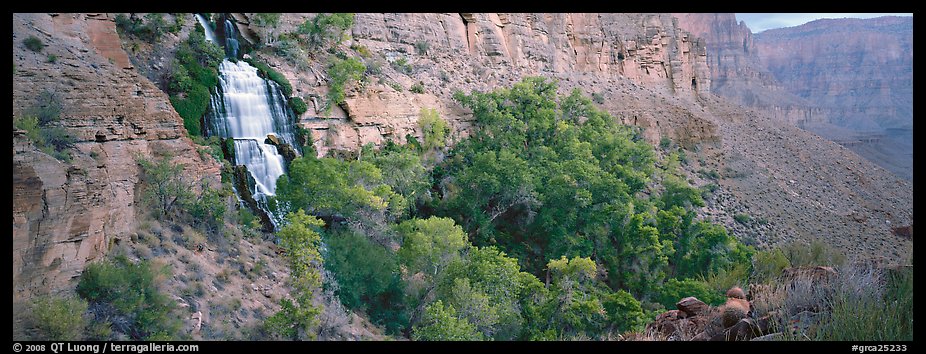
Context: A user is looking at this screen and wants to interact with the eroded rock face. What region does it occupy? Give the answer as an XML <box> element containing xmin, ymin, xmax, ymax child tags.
<box><xmin>236</xmin><ymin>13</ymin><xmax>718</xmax><ymax>155</ymax></box>
<box><xmin>672</xmin><ymin>13</ymin><xmax>823</xmax><ymax>127</ymax></box>
<box><xmin>755</xmin><ymin>17</ymin><xmax>912</xmax><ymax>132</ymax></box>
<box><xmin>12</xmin><ymin>13</ymin><xmax>220</xmax><ymax>304</ymax></box>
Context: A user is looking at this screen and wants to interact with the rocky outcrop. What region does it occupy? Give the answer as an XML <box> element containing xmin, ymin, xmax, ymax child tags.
<box><xmin>12</xmin><ymin>13</ymin><xmax>220</xmax><ymax>305</ymax></box>
<box><xmin>649</xmin><ymin>288</ymin><xmax>771</xmax><ymax>341</ymax></box>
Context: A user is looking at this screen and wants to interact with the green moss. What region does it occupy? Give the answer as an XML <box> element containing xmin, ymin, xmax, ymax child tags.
<box><xmin>169</xmin><ymin>83</ymin><xmax>211</xmax><ymax>136</ymax></box>
<box><xmin>244</xmin><ymin>58</ymin><xmax>293</xmax><ymax>97</ymax></box>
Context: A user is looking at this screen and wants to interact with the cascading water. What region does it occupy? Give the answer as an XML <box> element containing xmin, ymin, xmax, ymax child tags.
<box><xmin>194</xmin><ymin>14</ymin><xmax>217</xmax><ymax>43</ymax></box>
<box><xmin>223</xmin><ymin>19</ymin><xmax>240</xmax><ymax>58</ymax></box>
<box><xmin>204</xmin><ymin>16</ymin><xmax>299</xmax><ymax>230</ymax></box>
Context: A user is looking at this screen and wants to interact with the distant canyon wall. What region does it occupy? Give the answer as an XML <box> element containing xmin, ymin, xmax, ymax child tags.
<box><xmin>754</xmin><ymin>16</ymin><xmax>913</xmax><ymax>132</ymax></box>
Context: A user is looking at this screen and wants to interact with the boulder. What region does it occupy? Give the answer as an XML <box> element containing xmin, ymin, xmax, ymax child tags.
<box><xmin>265</xmin><ymin>133</ymin><xmax>280</xmax><ymax>146</ymax></box>
<box><xmin>676</xmin><ymin>296</ymin><xmax>709</xmax><ymax>317</ymax></box>
<box><xmin>727</xmin><ymin>318</ymin><xmax>761</xmax><ymax>341</ymax></box>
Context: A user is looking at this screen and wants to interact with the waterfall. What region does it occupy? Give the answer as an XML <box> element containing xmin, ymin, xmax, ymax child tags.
<box><xmin>223</xmin><ymin>19</ymin><xmax>240</xmax><ymax>58</ymax></box>
<box><xmin>205</xmin><ymin>59</ymin><xmax>298</xmax><ymax>229</ymax></box>
<box><xmin>194</xmin><ymin>14</ymin><xmax>217</xmax><ymax>43</ymax></box>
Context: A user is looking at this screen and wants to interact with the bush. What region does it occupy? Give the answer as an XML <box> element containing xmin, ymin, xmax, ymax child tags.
<box><xmin>391</xmin><ymin>57</ymin><xmax>413</xmax><ymax>75</ymax></box>
<box><xmin>23</xmin><ymin>35</ymin><xmax>43</xmax><ymax>52</ymax></box>
<box><xmin>114</xmin><ymin>13</ymin><xmax>170</xmax><ymax>43</ymax></box>
<box><xmin>290</xmin><ymin>96</ymin><xmax>308</xmax><ymax>115</ymax></box>
<box><xmin>167</xmin><ymin>29</ymin><xmax>223</xmax><ymax>137</ymax></box>
<box><xmin>659</xmin><ymin>136</ymin><xmax>672</xmax><ymax>149</ymax></box>
<box><xmin>811</xmin><ymin>265</ymin><xmax>912</xmax><ymax>340</ymax></box>
<box><xmin>655</xmin><ymin>278</ymin><xmax>725</xmax><ymax>308</ymax></box>
<box><xmin>29</xmin><ymin>89</ymin><xmax>63</xmax><ymax>126</ymax></box>
<box><xmin>326</xmin><ymin>56</ymin><xmax>365</xmax><ymax>107</ymax></box>
<box><xmin>410</xmin><ymin>82</ymin><xmax>425</xmax><ymax>94</ymax></box>
<box><xmin>15</xmin><ymin>90</ymin><xmax>73</xmax><ymax>162</ymax></box>
<box><xmin>76</xmin><ymin>256</ymin><xmax>181</xmax><ymax>340</ymax></box>
<box><xmin>351</xmin><ymin>43</ymin><xmax>372</xmax><ymax>58</ymax></box>
<box><xmin>733</xmin><ymin>213</ymin><xmax>751</xmax><ymax>224</ymax></box>
<box><xmin>297</xmin><ymin>13</ymin><xmax>355</xmax><ymax>48</ymax></box>
<box><xmin>780</xmin><ymin>240</ymin><xmax>845</xmax><ymax>267</ymax></box>
<box><xmin>252</xmin><ymin>13</ymin><xmax>281</xmax><ymax>27</ymax></box>
<box><xmin>414</xmin><ymin>40</ymin><xmax>430</xmax><ymax>55</ymax></box>
<box><xmin>751</xmin><ymin>249</ymin><xmax>790</xmax><ymax>283</ymax></box>
<box><xmin>47</xmin><ymin>54</ymin><xmax>57</xmax><ymax>63</ymax></box>
<box><xmin>30</xmin><ymin>296</ymin><xmax>88</xmax><ymax>340</ymax></box>
<box><xmin>418</xmin><ymin>108</ymin><xmax>448</xmax><ymax>150</ymax></box>
<box><xmin>591</xmin><ymin>92</ymin><xmax>605</xmax><ymax>104</ymax></box>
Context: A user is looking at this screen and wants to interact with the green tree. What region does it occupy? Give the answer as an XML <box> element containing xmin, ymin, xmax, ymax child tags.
<box><xmin>298</xmin><ymin>13</ymin><xmax>355</xmax><ymax>48</ymax></box>
<box><xmin>413</xmin><ymin>300</ymin><xmax>483</xmax><ymax>341</ymax></box>
<box><xmin>323</xmin><ymin>227</ymin><xmax>407</xmax><ymax>334</ymax></box>
<box><xmin>437</xmin><ymin>246</ymin><xmax>528</xmax><ymax>340</ymax></box>
<box><xmin>396</xmin><ymin>216</ymin><xmax>467</xmax><ymax>278</ymax></box>
<box><xmin>272</xmin><ymin>155</ymin><xmax>405</xmax><ymax>225</ymax></box>
<box><xmin>602</xmin><ymin>290</ymin><xmax>645</xmax><ymax>334</ymax></box>
<box><xmin>368</xmin><ymin>145</ymin><xmax>430</xmax><ymax>210</ymax></box>
<box><xmin>418</xmin><ymin>108</ymin><xmax>449</xmax><ymax>151</ymax></box>
<box><xmin>266</xmin><ymin>210</ymin><xmax>325</xmax><ymax>340</ymax></box>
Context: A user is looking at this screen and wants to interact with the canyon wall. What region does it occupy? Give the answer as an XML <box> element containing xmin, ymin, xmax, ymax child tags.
<box><xmin>236</xmin><ymin>13</ymin><xmax>718</xmax><ymax>155</ymax></box>
<box><xmin>672</xmin><ymin>13</ymin><xmax>825</xmax><ymax>127</ymax></box>
<box><xmin>12</xmin><ymin>13</ymin><xmax>221</xmax><ymax>304</ymax></box>
<box><xmin>755</xmin><ymin>16</ymin><xmax>913</xmax><ymax>132</ymax></box>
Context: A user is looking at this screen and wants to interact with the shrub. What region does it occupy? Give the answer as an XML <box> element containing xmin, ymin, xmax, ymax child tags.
<box><xmin>290</xmin><ymin>96</ymin><xmax>308</xmax><ymax>115</ymax></box>
<box><xmin>23</xmin><ymin>35</ymin><xmax>43</xmax><ymax>52</ymax></box>
<box><xmin>351</xmin><ymin>43</ymin><xmax>372</xmax><ymax>58</ymax></box>
<box><xmin>76</xmin><ymin>256</ymin><xmax>181</xmax><ymax>340</ymax></box>
<box><xmin>414</xmin><ymin>40</ymin><xmax>430</xmax><ymax>55</ymax></box>
<box><xmin>418</xmin><ymin>108</ymin><xmax>448</xmax><ymax>150</ymax></box>
<box><xmin>591</xmin><ymin>92</ymin><xmax>605</xmax><ymax>104</ymax></box>
<box><xmin>30</xmin><ymin>296</ymin><xmax>88</xmax><ymax>340</ymax></box>
<box><xmin>780</xmin><ymin>240</ymin><xmax>845</xmax><ymax>267</ymax></box>
<box><xmin>751</xmin><ymin>249</ymin><xmax>790</xmax><ymax>283</ymax></box>
<box><xmin>15</xmin><ymin>90</ymin><xmax>73</xmax><ymax>162</ymax></box>
<box><xmin>655</xmin><ymin>278</ymin><xmax>725</xmax><ymax>308</ymax></box>
<box><xmin>733</xmin><ymin>213</ymin><xmax>751</xmax><ymax>224</ymax></box>
<box><xmin>29</xmin><ymin>89</ymin><xmax>63</xmax><ymax>125</ymax></box>
<box><xmin>326</xmin><ymin>56</ymin><xmax>365</xmax><ymax>107</ymax></box>
<box><xmin>297</xmin><ymin>13</ymin><xmax>355</xmax><ymax>48</ymax></box>
<box><xmin>659</xmin><ymin>136</ymin><xmax>672</xmax><ymax>149</ymax></box>
<box><xmin>167</xmin><ymin>29</ymin><xmax>223</xmax><ymax>137</ymax></box>
<box><xmin>47</xmin><ymin>54</ymin><xmax>57</xmax><ymax>63</ymax></box>
<box><xmin>391</xmin><ymin>57</ymin><xmax>413</xmax><ymax>74</ymax></box>
<box><xmin>252</xmin><ymin>13</ymin><xmax>281</xmax><ymax>27</ymax></box>
<box><xmin>410</xmin><ymin>82</ymin><xmax>425</xmax><ymax>94</ymax></box>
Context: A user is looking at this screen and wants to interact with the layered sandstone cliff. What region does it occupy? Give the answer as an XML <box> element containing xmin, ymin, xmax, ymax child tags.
<box><xmin>12</xmin><ymin>13</ymin><xmax>221</xmax><ymax>304</ymax></box>
<box><xmin>755</xmin><ymin>17</ymin><xmax>913</xmax><ymax>132</ymax></box>
<box><xmin>672</xmin><ymin>13</ymin><xmax>825</xmax><ymax>127</ymax></box>
<box><xmin>232</xmin><ymin>13</ymin><xmax>718</xmax><ymax>155</ymax></box>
